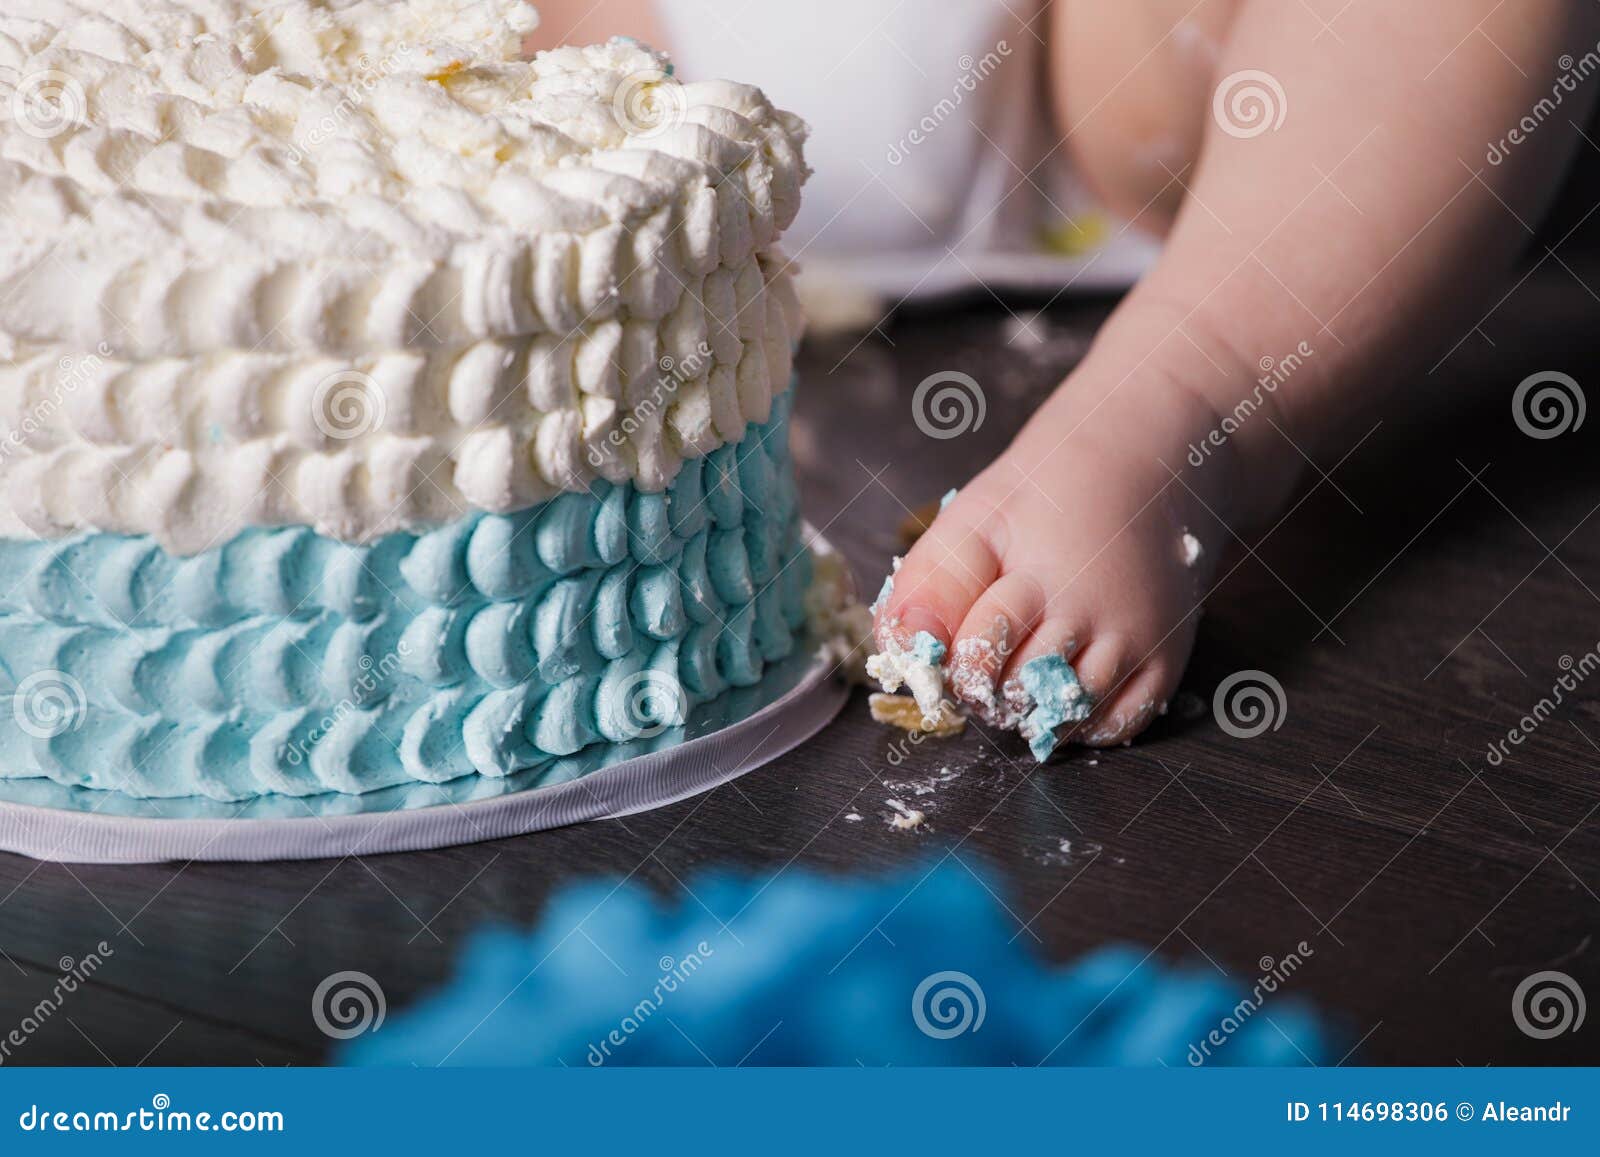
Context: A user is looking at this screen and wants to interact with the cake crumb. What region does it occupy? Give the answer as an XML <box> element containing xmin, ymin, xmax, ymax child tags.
<box><xmin>806</xmin><ymin>549</ymin><xmax>873</xmax><ymax>683</ymax></box>
<box><xmin>948</xmin><ymin>624</ymin><xmax>1020</xmax><ymax>727</ymax></box>
<box><xmin>883</xmin><ymin>765</ymin><xmax>964</xmax><ymax>797</ymax></box>
<box><xmin>885</xmin><ymin>798</ymin><xmax>925</xmax><ymax>831</ymax></box>
<box><xmin>868</xmin><ymin>692</ymin><xmax>966</xmax><ymax>737</ymax></box>
<box><xmin>865</xmin><ymin>629</ymin><xmax>948</xmax><ymax>725</ymax></box>
<box><xmin>1039</xmin><ymin>834</ymin><xmax>1108</xmax><ymax>867</ymax></box>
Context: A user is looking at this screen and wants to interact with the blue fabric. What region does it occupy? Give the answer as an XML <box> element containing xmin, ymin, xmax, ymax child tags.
<box><xmin>347</xmin><ymin>864</ymin><xmax>1335</xmax><ymax>1067</ymax></box>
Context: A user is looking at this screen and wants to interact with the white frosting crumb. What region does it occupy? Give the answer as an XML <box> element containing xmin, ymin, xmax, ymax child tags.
<box><xmin>864</xmin><ymin>632</ymin><xmax>947</xmax><ymax>727</ymax></box>
<box><xmin>997</xmin><ymin>675</ymin><xmax>1034</xmax><ymax>734</ymax></box>
<box><xmin>1181</xmin><ymin>532</ymin><xmax>1204</xmax><ymax>567</ymax></box>
<box><xmin>882</xmin><ymin>765</ymin><xmax>963</xmax><ymax>797</ymax></box>
<box><xmin>885</xmin><ymin>799</ymin><xmax>925</xmax><ymax>831</ymax></box>
<box><xmin>1039</xmin><ymin>835</ymin><xmax>1106</xmax><ymax>867</ymax></box>
<box><xmin>946</xmin><ymin>617</ymin><xmax>1021</xmax><ymax>727</ymax></box>
<box><xmin>947</xmin><ymin>635</ymin><xmax>1002</xmax><ymax>718</ymax></box>
<box><xmin>843</xmin><ymin>813</ymin><xmax>863</xmax><ymax>822</ymax></box>
<box><xmin>806</xmin><ymin>550</ymin><xmax>873</xmax><ymax>683</ymax></box>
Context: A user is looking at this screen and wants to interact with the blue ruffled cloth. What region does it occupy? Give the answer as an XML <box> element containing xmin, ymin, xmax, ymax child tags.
<box><xmin>347</xmin><ymin>865</ymin><xmax>1334</xmax><ymax>1067</ymax></box>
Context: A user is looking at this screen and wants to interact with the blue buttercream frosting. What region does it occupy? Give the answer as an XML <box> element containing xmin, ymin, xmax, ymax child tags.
<box><xmin>909</xmin><ymin>630</ymin><xmax>946</xmax><ymax>666</ymax></box>
<box><xmin>871</xmin><ymin>574</ymin><xmax>894</xmax><ymax>612</ymax></box>
<box><xmin>0</xmin><ymin>395</ymin><xmax>810</xmax><ymax>801</ymax></box>
<box><xmin>1019</xmin><ymin>654</ymin><xmax>1093</xmax><ymax>762</ymax></box>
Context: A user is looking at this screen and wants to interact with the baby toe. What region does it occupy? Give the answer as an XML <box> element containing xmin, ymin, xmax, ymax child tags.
<box><xmin>962</xmin><ymin>613</ymin><xmax>1090</xmax><ymax>761</ymax></box>
<box><xmin>946</xmin><ymin>572</ymin><xmax>1052</xmax><ymax>719</ymax></box>
<box><xmin>873</xmin><ymin>503</ymin><xmax>999</xmax><ymax>648</ymax></box>
<box><xmin>1069</xmin><ymin>630</ymin><xmax>1193</xmax><ymax>747</ymax></box>
<box><xmin>1075</xmin><ymin>664</ymin><xmax>1178</xmax><ymax>747</ymax></box>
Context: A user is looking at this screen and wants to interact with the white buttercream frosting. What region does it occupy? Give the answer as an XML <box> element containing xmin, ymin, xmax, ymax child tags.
<box><xmin>0</xmin><ymin>1</ymin><xmax>808</xmax><ymax>552</ymax></box>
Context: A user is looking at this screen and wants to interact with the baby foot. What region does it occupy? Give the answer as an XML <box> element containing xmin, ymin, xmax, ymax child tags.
<box><xmin>870</xmin><ymin>364</ymin><xmax>1261</xmax><ymax>760</ymax></box>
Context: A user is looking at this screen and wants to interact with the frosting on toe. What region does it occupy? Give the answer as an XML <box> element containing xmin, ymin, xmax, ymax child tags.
<box><xmin>865</xmin><ymin>615</ymin><xmax>1095</xmax><ymax>761</ymax></box>
<box><xmin>1014</xmin><ymin>654</ymin><xmax>1092</xmax><ymax>761</ymax></box>
<box><xmin>864</xmin><ymin>629</ymin><xmax>947</xmax><ymax>727</ymax></box>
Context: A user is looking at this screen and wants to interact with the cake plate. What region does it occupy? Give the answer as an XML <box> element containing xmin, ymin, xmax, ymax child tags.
<box><xmin>0</xmin><ymin>542</ymin><xmax>854</xmax><ymax>865</ymax></box>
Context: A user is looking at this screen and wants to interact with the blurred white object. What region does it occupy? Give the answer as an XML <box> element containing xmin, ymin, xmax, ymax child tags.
<box><xmin>656</xmin><ymin>0</ymin><xmax>1160</xmax><ymax>305</ymax></box>
<box><xmin>793</xmin><ymin>264</ymin><xmax>889</xmax><ymax>338</ymax></box>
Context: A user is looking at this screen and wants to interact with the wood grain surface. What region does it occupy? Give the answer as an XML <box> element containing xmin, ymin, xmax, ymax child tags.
<box><xmin>1</xmin><ymin>278</ymin><xmax>1597</xmax><ymax>1067</ymax></box>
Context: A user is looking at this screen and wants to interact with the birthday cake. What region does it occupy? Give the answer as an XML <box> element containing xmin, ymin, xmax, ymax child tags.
<box><xmin>0</xmin><ymin>0</ymin><xmax>812</xmax><ymax>800</ymax></box>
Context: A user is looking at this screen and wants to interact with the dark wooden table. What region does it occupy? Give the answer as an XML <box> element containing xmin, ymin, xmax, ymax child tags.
<box><xmin>2</xmin><ymin>278</ymin><xmax>1598</xmax><ymax>1067</ymax></box>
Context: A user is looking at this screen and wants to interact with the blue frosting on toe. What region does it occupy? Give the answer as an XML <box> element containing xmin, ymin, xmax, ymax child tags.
<box><xmin>1019</xmin><ymin>653</ymin><xmax>1093</xmax><ymax>762</ymax></box>
<box><xmin>870</xmin><ymin>573</ymin><xmax>894</xmax><ymax>613</ymax></box>
<box><xmin>909</xmin><ymin>630</ymin><xmax>946</xmax><ymax>665</ymax></box>
<box><xmin>0</xmin><ymin>398</ymin><xmax>810</xmax><ymax>801</ymax></box>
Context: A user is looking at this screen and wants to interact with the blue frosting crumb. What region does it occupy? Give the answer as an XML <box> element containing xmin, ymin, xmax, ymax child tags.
<box><xmin>939</xmin><ymin>488</ymin><xmax>958</xmax><ymax>511</ymax></box>
<box><xmin>345</xmin><ymin>863</ymin><xmax>1334</xmax><ymax>1067</ymax></box>
<box><xmin>909</xmin><ymin>630</ymin><xmax>946</xmax><ymax>666</ymax></box>
<box><xmin>1020</xmin><ymin>654</ymin><xmax>1092</xmax><ymax>762</ymax></box>
<box><xmin>870</xmin><ymin>573</ymin><xmax>894</xmax><ymax>613</ymax></box>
